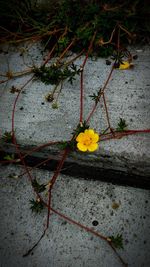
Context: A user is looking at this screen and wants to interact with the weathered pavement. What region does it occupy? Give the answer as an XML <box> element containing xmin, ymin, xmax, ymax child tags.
<box><xmin>0</xmin><ymin>43</ymin><xmax>150</xmax><ymax>180</ymax></box>
<box><xmin>0</xmin><ymin>43</ymin><xmax>150</xmax><ymax>267</ymax></box>
<box><xmin>0</xmin><ymin>165</ymin><xmax>150</xmax><ymax>267</ymax></box>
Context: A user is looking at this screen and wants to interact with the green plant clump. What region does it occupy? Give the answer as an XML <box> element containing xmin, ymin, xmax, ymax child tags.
<box><xmin>0</xmin><ymin>0</ymin><xmax>149</xmax><ymax>56</ymax></box>
<box><xmin>33</xmin><ymin>63</ymin><xmax>81</xmax><ymax>85</ymax></box>
<box><xmin>30</xmin><ymin>199</ymin><xmax>45</xmax><ymax>213</ymax></box>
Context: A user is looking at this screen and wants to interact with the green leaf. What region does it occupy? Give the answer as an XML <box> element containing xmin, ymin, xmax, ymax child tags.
<box><xmin>58</xmin><ymin>140</ymin><xmax>76</xmax><ymax>151</ymax></box>
<box><xmin>58</xmin><ymin>141</ymin><xmax>70</xmax><ymax>150</ymax></box>
<box><xmin>89</xmin><ymin>89</ymin><xmax>102</xmax><ymax>104</ymax></box>
<box><xmin>29</xmin><ymin>199</ymin><xmax>44</xmax><ymax>213</ymax></box>
<box><xmin>58</xmin><ymin>37</ymin><xmax>69</xmax><ymax>48</ymax></box>
<box><xmin>109</xmin><ymin>234</ymin><xmax>124</xmax><ymax>249</ymax></box>
<box><xmin>112</xmin><ymin>51</ymin><xmax>126</xmax><ymax>67</ymax></box>
<box><xmin>52</xmin><ymin>102</ymin><xmax>59</xmax><ymax>109</ymax></box>
<box><xmin>1</xmin><ymin>131</ymin><xmax>13</xmax><ymax>143</ymax></box>
<box><xmin>73</xmin><ymin>121</ymin><xmax>89</xmax><ymax>137</ymax></box>
<box><xmin>116</xmin><ymin>118</ymin><xmax>128</xmax><ymax>132</ymax></box>
<box><xmin>4</xmin><ymin>154</ymin><xmax>14</xmax><ymax>161</ymax></box>
<box><xmin>31</xmin><ymin>179</ymin><xmax>46</xmax><ymax>193</ymax></box>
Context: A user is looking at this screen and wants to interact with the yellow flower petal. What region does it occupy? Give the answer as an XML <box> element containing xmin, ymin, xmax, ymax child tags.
<box><xmin>87</xmin><ymin>143</ymin><xmax>99</xmax><ymax>152</ymax></box>
<box><xmin>85</xmin><ymin>129</ymin><xmax>94</xmax><ymax>135</ymax></box>
<box><xmin>77</xmin><ymin>142</ymin><xmax>87</xmax><ymax>152</ymax></box>
<box><xmin>119</xmin><ymin>61</ymin><xmax>130</xmax><ymax>70</ymax></box>
<box><xmin>85</xmin><ymin>129</ymin><xmax>99</xmax><ymax>142</ymax></box>
<box><xmin>92</xmin><ymin>133</ymin><xmax>99</xmax><ymax>143</ymax></box>
<box><xmin>76</xmin><ymin>132</ymin><xmax>84</xmax><ymax>142</ymax></box>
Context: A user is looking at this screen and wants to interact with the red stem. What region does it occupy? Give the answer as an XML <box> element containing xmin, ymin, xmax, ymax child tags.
<box><xmin>43</xmin><ymin>43</ymin><xmax>57</xmax><ymax>66</ymax></box>
<box><xmin>11</xmin><ymin>76</ymin><xmax>34</xmax><ymax>183</ymax></box>
<box><xmin>51</xmin><ymin>207</ymin><xmax>107</xmax><ymax>240</ymax></box>
<box><xmin>0</xmin><ymin>79</ymin><xmax>9</xmax><ymax>84</ymax></box>
<box><xmin>46</xmin><ymin>149</ymin><xmax>69</xmax><ymax>228</ymax></box>
<box><xmin>43</xmin><ymin>27</ymin><xmax>68</xmax><ymax>66</ymax></box>
<box><xmin>100</xmin><ymin>129</ymin><xmax>150</xmax><ymax>141</ymax></box>
<box><xmin>80</xmin><ymin>31</ymin><xmax>97</xmax><ymax>123</ymax></box>
<box><xmin>80</xmin><ymin>70</ymin><xmax>84</xmax><ymax>123</ymax></box>
<box><xmin>22</xmin><ymin>141</ymin><xmax>60</xmax><ymax>159</ymax></box>
<box><xmin>18</xmin><ymin>157</ymin><xmax>53</xmax><ymax>178</ymax></box>
<box><xmin>86</xmin><ymin>65</ymin><xmax>114</xmax><ymax>124</ymax></box>
<box><xmin>57</xmin><ymin>38</ymin><xmax>76</xmax><ymax>64</ymax></box>
<box><xmin>47</xmin><ymin>206</ymin><xmax>127</xmax><ymax>266</ymax></box>
<box><xmin>102</xmin><ymin>93</ymin><xmax>112</xmax><ymax>130</ymax></box>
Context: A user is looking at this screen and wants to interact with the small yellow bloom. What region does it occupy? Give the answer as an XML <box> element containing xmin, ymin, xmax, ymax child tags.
<box><xmin>119</xmin><ymin>61</ymin><xmax>130</xmax><ymax>70</ymax></box>
<box><xmin>76</xmin><ymin>129</ymin><xmax>99</xmax><ymax>152</ymax></box>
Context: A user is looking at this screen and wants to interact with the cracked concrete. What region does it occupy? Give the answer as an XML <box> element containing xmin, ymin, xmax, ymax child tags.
<box><xmin>0</xmin><ymin>43</ymin><xmax>150</xmax><ymax>178</ymax></box>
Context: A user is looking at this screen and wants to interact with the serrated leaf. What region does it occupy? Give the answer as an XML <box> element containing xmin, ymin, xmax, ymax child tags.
<box><xmin>30</xmin><ymin>199</ymin><xmax>44</xmax><ymax>213</ymax></box>
<box><xmin>32</xmin><ymin>179</ymin><xmax>46</xmax><ymax>193</ymax></box>
<box><xmin>116</xmin><ymin>118</ymin><xmax>128</xmax><ymax>132</ymax></box>
<box><xmin>109</xmin><ymin>234</ymin><xmax>124</xmax><ymax>249</ymax></box>
<box><xmin>89</xmin><ymin>89</ymin><xmax>102</xmax><ymax>104</ymax></box>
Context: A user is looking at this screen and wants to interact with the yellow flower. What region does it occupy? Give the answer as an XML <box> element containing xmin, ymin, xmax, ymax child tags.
<box><xmin>76</xmin><ymin>129</ymin><xmax>99</xmax><ymax>152</ymax></box>
<box><xmin>119</xmin><ymin>61</ymin><xmax>130</xmax><ymax>70</ymax></box>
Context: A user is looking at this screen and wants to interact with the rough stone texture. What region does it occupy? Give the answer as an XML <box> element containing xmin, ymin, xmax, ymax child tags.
<box><xmin>0</xmin><ymin>165</ymin><xmax>150</xmax><ymax>267</ymax></box>
<box><xmin>0</xmin><ymin>43</ymin><xmax>150</xmax><ymax>177</ymax></box>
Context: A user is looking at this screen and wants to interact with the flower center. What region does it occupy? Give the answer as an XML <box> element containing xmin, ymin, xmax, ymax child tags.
<box><xmin>83</xmin><ymin>137</ymin><xmax>92</xmax><ymax>146</ymax></box>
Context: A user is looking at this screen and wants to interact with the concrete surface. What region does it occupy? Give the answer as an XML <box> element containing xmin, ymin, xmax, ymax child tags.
<box><xmin>0</xmin><ymin>164</ymin><xmax>150</xmax><ymax>267</ymax></box>
<box><xmin>0</xmin><ymin>43</ymin><xmax>150</xmax><ymax>177</ymax></box>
